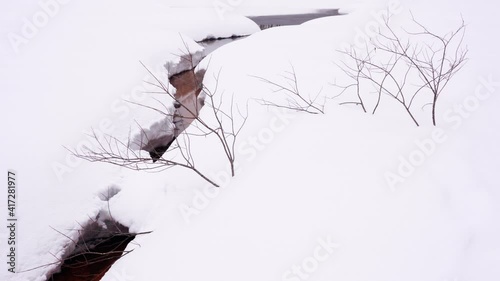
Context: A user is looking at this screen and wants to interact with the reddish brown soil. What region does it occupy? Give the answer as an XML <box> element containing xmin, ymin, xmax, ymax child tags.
<box><xmin>49</xmin><ymin>234</ymin><xmax>135</xmax><ymax>281</ymax></box>
<box><xmin>170</xmin><ymin>69</ymin><xmax>205</xmax><ymax>98</ymax></box>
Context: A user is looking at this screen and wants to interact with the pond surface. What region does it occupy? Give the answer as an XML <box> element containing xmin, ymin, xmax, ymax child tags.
<box><xmin>248</xmin><ymin>9</ymin><xmax>341</xmax><ymax>30</ymax></box>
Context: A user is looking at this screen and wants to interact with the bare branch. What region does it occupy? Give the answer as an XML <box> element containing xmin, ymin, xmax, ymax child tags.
<box><xmin>72</xmin><ymin>40</ymin><xmax>247</xmax><ymax>186</ymax></box>
<box><xmin>333</xmin><ymin>11</ymin><xmax>467</xmax><ymax>126</ymax></box>
<box><xmin>252</xmin><ymin>65</ymin><xmax>326</xmax><ymax>114</ymax></box>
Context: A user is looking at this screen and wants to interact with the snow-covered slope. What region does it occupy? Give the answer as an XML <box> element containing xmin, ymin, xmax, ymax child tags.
<box><xmin>1</xmin><ymin>0</ymin><xmax>499</xmax><ymax>281</ymax></box>
<box><xmin>0</xmin><ymin>1</ymin><xmax>255</xmax><ymax>280</ymax></box>
<box><xmin>103</xmin><ymin>1</ymin><xmax>500</xmax><ymax>281</ymax></box>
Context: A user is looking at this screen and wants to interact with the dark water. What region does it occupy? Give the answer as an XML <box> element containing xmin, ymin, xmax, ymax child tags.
<box><xmin>248</xmin><ymin>9</ymin><xmax>341</xmax><ymax>30</ymax></box>
<box><xmin>200</xmin><ymin>36</ymin><xmax>246</xmax><ymax>56</ymax></box>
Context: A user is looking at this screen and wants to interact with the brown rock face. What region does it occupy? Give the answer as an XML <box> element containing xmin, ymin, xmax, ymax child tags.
<box><xmin>170</xmin><ymin>68</ymin><xmax>206</xmax><ymax>136</ymax></box>
<box><xmin>170</xmin><ymin>68</ymin><xmax>206</xmax><ymax>99</ymax></box>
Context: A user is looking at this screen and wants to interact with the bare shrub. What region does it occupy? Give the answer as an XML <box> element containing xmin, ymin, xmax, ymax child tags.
<box><xmin>335</xmin><ymin>12</ymin><xmax>468</xmax><ymax>126</ymax></box>
<box><xmin>71</xmin><ymin>45</ymin><xmax>247</xmax><ymax>187</ymax></box>
<box><xmin>253</xmin><ymin>65</ymin><xmax>326</xmax><ymax>115</ymax></box>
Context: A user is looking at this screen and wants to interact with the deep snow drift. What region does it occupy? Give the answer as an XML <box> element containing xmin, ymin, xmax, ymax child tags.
<box><xmin>1</xmin><ymin>0</ymin><xmax>499</xmax><ymax>281</ymax></box>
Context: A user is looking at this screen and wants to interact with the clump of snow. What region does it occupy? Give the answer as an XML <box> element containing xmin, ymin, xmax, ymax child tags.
<box><xmin>97</xmin><ymin>185</ymin><xmax>122</xmax><ymax>202</ymax></box>
<box><xmin>164</xmin><ymin>44</ymin><xmax>205</xmax><ymax>78</ymax></box>
<box><xmin>130</xmin><ymin>67</ymin><xmax>206</xmax><ymax>155</ymax></box>
<box><xmin>167</xmin><ymin>11</ymin><xmax>261</xmax><ymax>42</ymax></box>
<box><xmin>129</xmin><ymin>109</ymin><xmax>176</xmax><ymax>152</ymax></box>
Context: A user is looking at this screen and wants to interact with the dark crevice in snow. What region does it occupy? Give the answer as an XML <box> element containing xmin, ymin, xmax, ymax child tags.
<box><xmin>47</xmin><ymin>187</ymin><xmax>150</xmax><ymax>281</ymax></box>
<box><xmin>150</xmin><ymin>136</ymin><xmax>176</xmax><ymax>162</ymax></box>
<box><xmin>198</xmin><ymin>34</ymin><xmax>248</xmax><ymax>43</ymax></box>
<box><xmin>199</xmin><ymin>36</ymin><xmax>246</xmax><ymax>58</ymax></box>
<box><xmin>135</xmin><ymin>67</ymin><xmax>207</xmax><ymax>162</ymax></box>
<box><xmin>48</xmin><ymin>219</ymin><xmax>136</xmax><ymax>281</ymax></box>
<box><xmin>133</xmin><ymin>34</ymin><xmax>239</xmax><ymax>162</ymax></box>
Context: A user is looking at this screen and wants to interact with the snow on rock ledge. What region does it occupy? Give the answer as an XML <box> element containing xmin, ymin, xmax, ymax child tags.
<box><xmin>168</xmin><ymin>11</ymin><xmax>261</xmax><ymax>42</ymax></box>
<box><xmin>164</xmin><ymin>46</ymin><xmax>205</xmax><ymax>78</ymax></box>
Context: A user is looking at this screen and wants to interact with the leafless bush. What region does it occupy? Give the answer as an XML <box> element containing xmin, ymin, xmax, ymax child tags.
<box><xmin>253</xmin><ymin>65</ymin><xmax>326</xmax><ymax>114</ymax></box>
<box><xmin>191</xmin><ymin>70</ymin><xmax>248</xmax><ymax>177</ymax></box>
<box><xmin>334</xmin><ymin>12</ymin><xmax>468</xmax><ymax>126</ymax></box>
<box><xmin>71</xmin><ymin>46</ymin><xmax>247</xmax><ymax>187</ymax></box>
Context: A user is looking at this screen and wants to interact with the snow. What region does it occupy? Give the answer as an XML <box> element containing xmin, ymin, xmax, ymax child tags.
<box><xmin>129</xmin><ymin>112</ymin><xmax>176</xmax><ymax>152</ymax></box>
<box><xmin>168</xmin><ymin>11</ymin><xmax>260</xmax><ymax>42</ymax></box>
<box><xmin>0</xmin><ymin>0</ymin><xmax>256</xmax><ymax>280</ymax></box>
<box><xmin>1</xmin><ymin>0</ymin><xmax>500</xmax><ymax>281</ymax></box>
<box><xmin>163</xmin><ymin>40</ymin><xmax>205</xmax><ymax>77</ymax></box>
<box><xmin>170</xmin><ymin>0</ymin><xmax>349</xmax><ymax>16</ymax></box>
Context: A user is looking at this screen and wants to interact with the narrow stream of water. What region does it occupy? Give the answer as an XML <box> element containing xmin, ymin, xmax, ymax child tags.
<box><xmin>200</xmin><ymin>36</ymin><xmax>246</xmax><ymax>57</ymax></box>
<box><xmin>248</xmin><ymin>9</ymin><xmax>341</xmax><ymax>30</ymax></box>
